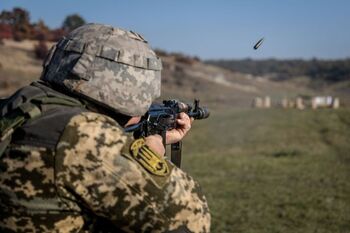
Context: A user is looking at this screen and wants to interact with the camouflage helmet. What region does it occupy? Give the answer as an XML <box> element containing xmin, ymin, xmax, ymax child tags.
<box><xmin>41</xmin><ymin>23</ymin><xmax>162</xmax><ymax>116</ymax></box>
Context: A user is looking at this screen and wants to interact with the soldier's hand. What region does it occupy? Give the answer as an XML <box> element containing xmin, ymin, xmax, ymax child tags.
<box><xmin>166</xmin><ymin>112</ymin><xmax>194</xmax><ymax>144</ymax></box>
<box><xmin>145</xmin><ymin>134</ymin><xmax>165</xmax><ymax>157</ymax></box>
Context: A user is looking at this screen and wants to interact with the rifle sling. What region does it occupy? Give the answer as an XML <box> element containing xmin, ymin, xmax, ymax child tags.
<box><xmin>171</xmin><ymin>141</ymin><xmax>182</xmax><ymax>168</ymax></box>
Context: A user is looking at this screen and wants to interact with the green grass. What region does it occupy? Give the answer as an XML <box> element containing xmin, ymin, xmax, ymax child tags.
<box><xmin>180</xmin><ymin>108</ymin><xmax>350</xmax><ymax>233</ymax></box>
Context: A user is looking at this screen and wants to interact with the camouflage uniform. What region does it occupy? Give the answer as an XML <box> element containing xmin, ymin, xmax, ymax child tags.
<box><xmin>0</xmin><ymin>24</ymin><xmax>210</xmax><ymax>232</ymax></box>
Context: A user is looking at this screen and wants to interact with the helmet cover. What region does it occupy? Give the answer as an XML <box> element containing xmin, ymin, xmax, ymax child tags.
<box><xmin>41</xmin><ymin>23</ymin><xmax>162</xmax><ymax>116</ymax></box>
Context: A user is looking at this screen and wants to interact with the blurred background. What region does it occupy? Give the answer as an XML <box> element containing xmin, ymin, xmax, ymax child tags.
<box><xmin>1</xmin><ymin>1</ymin><xmax>349</xmax><ymax>232</ymax></box>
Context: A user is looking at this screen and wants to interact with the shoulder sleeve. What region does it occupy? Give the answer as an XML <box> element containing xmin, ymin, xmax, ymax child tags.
<box><xmin>55</xmin><ymin>112</ymin><xmax>210</xmax><ymax>233</ymax></box>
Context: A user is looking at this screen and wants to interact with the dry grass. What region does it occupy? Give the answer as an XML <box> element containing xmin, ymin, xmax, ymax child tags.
<box><xmin>0</xmin><ymin>40</ymin><xmax>43</xmax><ymax>73</ymax></box>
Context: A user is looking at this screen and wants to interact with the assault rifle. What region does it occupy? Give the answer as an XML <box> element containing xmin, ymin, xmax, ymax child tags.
<box><xmin>125</xmin><ymin>99</ymin><xmax>210</xmax><ymax>168</ymax></box>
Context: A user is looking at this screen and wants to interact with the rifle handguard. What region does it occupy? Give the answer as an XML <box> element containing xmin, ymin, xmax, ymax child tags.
<box><xmin>124</xmin><ymin>99</ymin><xmax>210</xmax><ymax>168</ymax></box>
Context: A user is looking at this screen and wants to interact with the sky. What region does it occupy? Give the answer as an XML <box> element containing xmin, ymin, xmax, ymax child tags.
<box><xmin>1</xmin><ymin>0</ymin><xmax>350</xmax><ymax>60</ymax></box>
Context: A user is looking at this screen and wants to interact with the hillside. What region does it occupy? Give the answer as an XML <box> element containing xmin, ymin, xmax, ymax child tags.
<box><xmin>159</xmin><ymin>55</ymin><xmax>316</xmax><ymax>108</ymax></box>
<box><xmin>0</xmin><ymin>40</ymin><xmax>316</xmax><ymax>109</ymax></box>
<box><xmin>0</xmin><ymin>40</ymin><xmax>42</xmax><ymax>96</ymax></box>
<box><xmin>207</xmin><ymin>58</ymin><xmax>350</xmax><ymax>106</ymax></box>
<box><xmin>206</xmin><ymin>59</ymin><xmax>350</xmax><ymax>82</ymax></box>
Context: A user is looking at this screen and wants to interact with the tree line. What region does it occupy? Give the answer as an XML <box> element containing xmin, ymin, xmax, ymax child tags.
<box><xmin>0</xmin><ymin>7</ymin><xmax>86</xmax><ymax>42</ymax></box>
<box><xmin>207</xmin><ymin>58</ymin><xmax>350</xmax><ymax>83</ymax></box>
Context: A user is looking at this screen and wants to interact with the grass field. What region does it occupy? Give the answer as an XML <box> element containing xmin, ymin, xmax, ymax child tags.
<box><xmin>181</xmin><ymin>108</ymin><xmax>350</xmax><ymax>233</ymax></box>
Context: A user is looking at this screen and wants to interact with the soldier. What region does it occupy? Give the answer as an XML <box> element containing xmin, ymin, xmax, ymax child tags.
<box><xmin>0</xmin><ymin>24</ymin><xmax>210</xmax><ymax>232</ymax></box>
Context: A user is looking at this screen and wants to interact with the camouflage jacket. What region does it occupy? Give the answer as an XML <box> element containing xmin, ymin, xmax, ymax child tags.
<box><xmin>0</xmin><ymin>83</ymin><xmax>211</xmax><ymax>233</ymax></box>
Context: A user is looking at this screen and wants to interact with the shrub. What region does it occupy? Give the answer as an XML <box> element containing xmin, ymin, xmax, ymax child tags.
<box><xmin>34</xmin><ymin>40</ymin><xmax>48</xmax><ymax>60</ymax></box>
<box><xmin>0</xmin><ymin>23</ymin><xmax>13</xmax><ymax>39</ymax></box>
<box><xmin>50</xmin><ymin>28</ymin><xmax>67</xmax><ymax>41</ymax></box>
<box><xmin>62</xmin><ymin>14</ymin><xmax>86</xmax><ymax>32</ymax></box>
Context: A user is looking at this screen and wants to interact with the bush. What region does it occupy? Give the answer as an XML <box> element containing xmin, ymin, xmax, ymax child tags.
<box><xmin>175</xmin><ymin>55</ymin><xmax>196</xmax><ymax>65</ymax></box>
<box><xmin>50</xmin><ymin>28</ymin><xmax>67</xmax><ymax>41</ymax></box>
<box><xmin>154</xmin><ymin>49</ymin><xmax>168</xmax><ymax>57</ymax></box>
<box><xmin>62</xmin><ymin>14</ymin><xmax>86</xmax><ymax>32</ymax></box>
<box><xmin>34</xmin><ymin>40</ymin><xmax>48</xmax><ymax>60</ymax></box>
<box><xmin>32</xmin><ymin>20</ymin><xmax>51</xmax><ymax>41</ymax></box>
<box><xmin>0</xmin><ymin>23</ymin><xmax>13</xmax><ymax>39</ymax></box>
